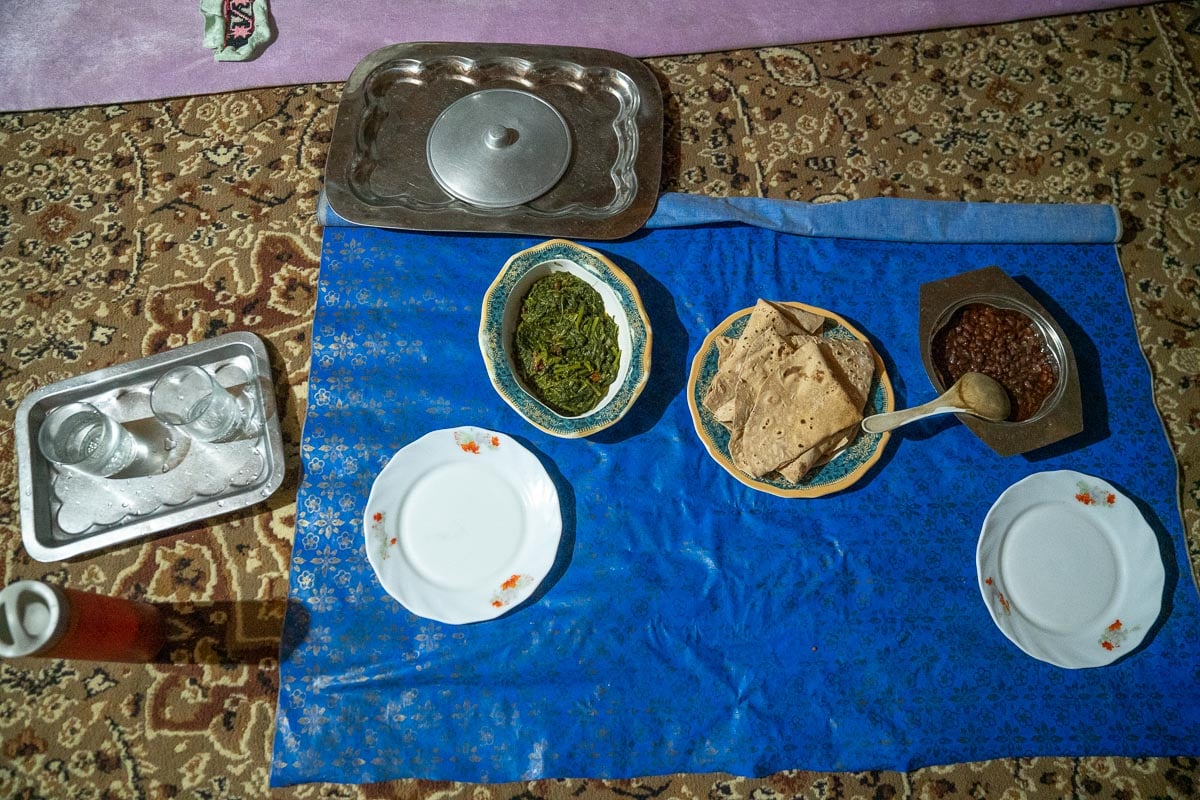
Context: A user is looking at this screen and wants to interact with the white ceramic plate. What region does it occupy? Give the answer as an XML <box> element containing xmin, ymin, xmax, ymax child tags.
<box><xmin>364</xmin><ymin>426</ymin><xmax>562</xmax><ymax>624</ymax></box>
<box><xmin>976</xmin><ymin>470</ymin><xmax>1164</xmax><ymax>668</ymax></box>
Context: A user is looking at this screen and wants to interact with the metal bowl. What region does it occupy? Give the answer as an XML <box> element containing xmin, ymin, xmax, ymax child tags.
<box><xmin>918</xmin><ymin>267</ymin><xmax>1083</xmax><ymax>456</ymax></box>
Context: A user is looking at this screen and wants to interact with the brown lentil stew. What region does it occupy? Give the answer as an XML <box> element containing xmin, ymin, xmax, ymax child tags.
<box><xmin>930</xmin><ymin>303</ymin><xmax>1058</xmax><ymax>422</ymax></box>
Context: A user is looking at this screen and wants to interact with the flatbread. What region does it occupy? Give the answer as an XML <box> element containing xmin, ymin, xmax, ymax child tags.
<box><xmin>739</xmin><ymin>299</ymin><xmax>825</xmax><ymax>340</ymax></box>
<box><xmin>707</xmin><ymin>299</ymin><xmax>877</xmax><ymax>483</ymax></box>
<box><xmin>702</xmin><ymin>300</ymin><xmax>824</xmax><ymax>419</ymax></box>
<box><xmin>730</xmin><ymin>338</ymin><xmax>863</xmax><ymax>478</ymax></box>
<box><xmin>709</xmin><ymin>327</ymin><xmax>795</xmax><ymax>424</ymax></box>
<box><xmin>778</xmin><ymin>423</ymin><xmax>858</xmax><ymax>483</ymax></box>
<box><xmin>819</xmin><ymin>338</ymin><xmax>873</xmax><ymax>410</ymax></box>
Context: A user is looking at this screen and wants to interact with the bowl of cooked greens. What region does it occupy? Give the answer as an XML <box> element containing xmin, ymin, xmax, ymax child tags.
<box><xmin>479</xmin><ymin>239</ymin><xmax>652</xmax><ymax>438</ymax></box>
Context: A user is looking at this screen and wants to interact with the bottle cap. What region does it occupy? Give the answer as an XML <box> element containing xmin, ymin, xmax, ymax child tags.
<box><xmin>0</xmin><ymin>580</ymin><xmax>68</xmax><ymax>658</ymax></box>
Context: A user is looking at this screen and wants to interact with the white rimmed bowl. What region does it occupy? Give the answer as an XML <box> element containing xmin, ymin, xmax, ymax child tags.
<box><xmin>479</xmin><ymin>239</ymin><xmax>652</xmax><ymax>438</ymax></box>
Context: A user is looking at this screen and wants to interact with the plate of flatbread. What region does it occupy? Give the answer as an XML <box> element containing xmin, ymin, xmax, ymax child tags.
<box><xmin>687</xmin><ymin>299</ymin><xmax>893</xmax><ymax>498</ymax></box>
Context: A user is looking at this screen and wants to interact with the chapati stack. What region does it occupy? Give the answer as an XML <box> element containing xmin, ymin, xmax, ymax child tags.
<box><xmin>702</xmin><ymin>299</ymin><xmax>876</xmax><ymax>482</ymax></box>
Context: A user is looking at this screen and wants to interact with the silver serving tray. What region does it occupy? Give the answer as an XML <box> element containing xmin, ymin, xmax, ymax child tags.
<box><xmin>15</xmin><ymin>332</ymin><xmax>285</xmax><ymax>562</ymax></box>
<box><xmin>324</xmin><ymin>42</ymin><xmax>663</xmax><ymax>239</ymax></box>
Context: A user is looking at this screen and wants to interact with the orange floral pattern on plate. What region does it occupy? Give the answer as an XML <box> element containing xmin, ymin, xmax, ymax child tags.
<box><xmin>984</xmin><ymin>577</ymin><xmax>1011</xmax><ymax>616</ymax></box>
<box><xmin>1075</xmin><ymin>481</ymin><xmax>1117</xmax><ymax>508</ymax></box>
<box><xmin>454</xmin><ymin>429</ymin><xmax>502</xmax><ymax>454</ymax></box>
<box><xmin>370</xmin><ymin>510</ymin><xmax>397</xmax><ymax>561</ymax></box>
<box><xmin>1099</xmin><ymin>618</ymin><xmax>1140</xmax><ymax>652</ymax></box>
<box><xmin>490</xmin><ymin>574</ymin><xmax>533</xmax><ymax>608</ymax></box>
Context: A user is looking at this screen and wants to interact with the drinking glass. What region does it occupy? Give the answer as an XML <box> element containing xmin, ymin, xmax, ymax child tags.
<box><xmin>150</xmin><ymin>365</ymin><xmax>251</xmax><ymax>443</ymax></box>
<box><xmin>38</xmin><ymin>402</ymin><xmax>142</xmax><ymax>477</ymax></box>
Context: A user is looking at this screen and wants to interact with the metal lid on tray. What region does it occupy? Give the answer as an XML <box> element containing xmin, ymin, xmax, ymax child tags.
<box><xmin>427</xmin><ymin>89</ymin><xmax>572</xmax><ymax>208</ymax></box>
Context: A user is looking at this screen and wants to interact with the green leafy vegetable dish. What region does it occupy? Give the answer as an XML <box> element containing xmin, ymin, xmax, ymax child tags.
<box><xmin>514</xmin><ymin>273</ymin><xmax>621</xmax><ymax>416</ymax></box>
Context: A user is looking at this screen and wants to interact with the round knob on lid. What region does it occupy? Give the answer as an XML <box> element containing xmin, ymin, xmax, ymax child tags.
<box><xmin>484</xmin><ymin>125</ymin><xmax>519</xmax><ymax>149</ymax></box>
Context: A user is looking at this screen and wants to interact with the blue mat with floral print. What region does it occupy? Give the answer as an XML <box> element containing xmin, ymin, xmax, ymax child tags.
<box><xmin>270</xmin><ymin>195</ymin><xmax>1200</xmax><ymax>786</ymax></box>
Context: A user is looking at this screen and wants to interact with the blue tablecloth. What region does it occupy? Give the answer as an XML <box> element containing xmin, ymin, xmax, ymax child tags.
<box><xmin>271</xmin><ymin>195</ymin><xmax>1198</xmax><ymax>786</ymax></box>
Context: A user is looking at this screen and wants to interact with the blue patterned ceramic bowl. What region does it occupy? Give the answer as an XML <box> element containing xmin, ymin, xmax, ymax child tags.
<box><xmin>687</xmin><ymin>302</ymin><xmax>893</xmax><ymax>498</ymax></box>
<box><xmin>479</xmin><ymin>239</ymin><xmax>652</xmax><ymax>438</ymax></box>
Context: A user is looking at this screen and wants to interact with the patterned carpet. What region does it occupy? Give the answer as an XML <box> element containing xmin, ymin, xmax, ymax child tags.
<box><xmin>2</xmin><ymin>3</ymin><xmax>1198</xmax><ymax>798</ymax></box>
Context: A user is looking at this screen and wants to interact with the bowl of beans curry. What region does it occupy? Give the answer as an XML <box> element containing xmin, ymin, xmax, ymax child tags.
<box><xmin>918</xmin><ymin>266</ymin><xmax>1082</xmax><ymax>456</ymax></box>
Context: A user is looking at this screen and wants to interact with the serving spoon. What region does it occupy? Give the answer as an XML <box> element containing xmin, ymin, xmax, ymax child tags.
<box><xmin>861</xmin><ymin>371</ymin><xmax>1011</xmax><ymax>434</ymax></box>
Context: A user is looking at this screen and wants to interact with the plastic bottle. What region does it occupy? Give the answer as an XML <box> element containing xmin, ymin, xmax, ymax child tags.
<box><xmin>0</xmin><ymin>580</ymin><xmax>165</xmax><ymax>662</ymax></box>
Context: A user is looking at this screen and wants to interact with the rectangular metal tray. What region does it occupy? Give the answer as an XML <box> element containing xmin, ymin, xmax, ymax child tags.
<box><xmin>15</xmin><ymin>332</ymin><xmax>285</xmax><ymax>562</ymax></box>
<box><xmin>324</xmin><ymin>42</ymin><xmax>663</xmax><ymax>239</ymax></box>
